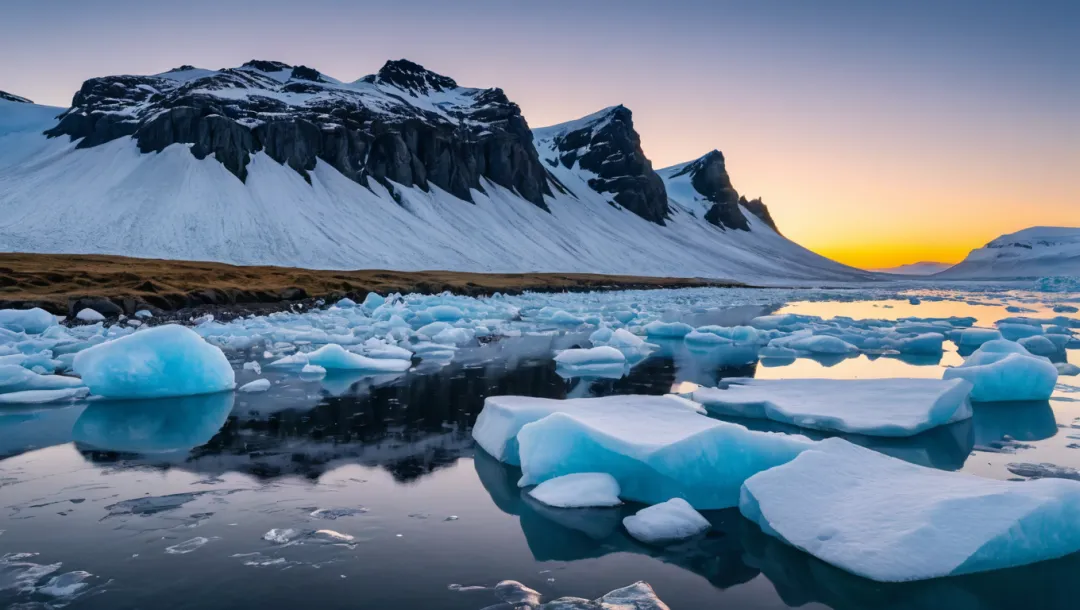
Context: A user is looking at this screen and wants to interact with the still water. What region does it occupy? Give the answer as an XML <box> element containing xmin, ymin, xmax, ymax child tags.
<box><xmin>2</xmin><ymin>293</ymin><xmax>1079</xmax><ymax>609</ymax></box>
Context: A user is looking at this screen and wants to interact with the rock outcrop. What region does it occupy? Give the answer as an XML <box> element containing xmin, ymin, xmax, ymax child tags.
<box><xmin>44</xmin><ymin>59</ymin><xmax>552</xmax><ymax>209</ymax></box>
<box><xmin>533</xmin><ymin>106</ymin><xmax>670</xmax><ymax>224</ymax></box>
<box><xmin>0</xmin><ymin>90</ymin><xmax>32</xmax><ymax>104</ymax></box>
<box><xmin>658</xmin><ymin>150</ymin><xmax>778</xmax><ymax>232</ymax></box>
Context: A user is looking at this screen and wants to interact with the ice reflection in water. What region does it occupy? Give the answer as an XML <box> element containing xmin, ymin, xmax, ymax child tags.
<box><xmin>1</xmin><ymin>291</ymin><xmax>1079</xmax><ymax>609</ymax></box>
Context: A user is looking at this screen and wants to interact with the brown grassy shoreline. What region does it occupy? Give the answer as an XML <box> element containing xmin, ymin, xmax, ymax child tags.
<box><xmin>0</xmin><ymin>253</ymin><xmax>745</xmax><ymax>316</ymax></box>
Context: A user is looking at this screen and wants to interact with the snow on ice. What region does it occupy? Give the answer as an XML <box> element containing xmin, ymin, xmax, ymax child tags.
<box><xmin>623</xmin><ymin>498</ymin><xmax>711</xmax><ymax>544</ymax></box>
<box><xmin>739</xmin><ymin>439</ymin><xmax>1080</xmax><ymax>582</ymax></box>
<box><xmin>689</xmin><ymin>378</ymin><xmax>973</xmax><ymax>437</ymax></box>
<box><xmin>527</xmin><ymin>472</ymin><xmax>622</xmax><ymax>508</ymax></box>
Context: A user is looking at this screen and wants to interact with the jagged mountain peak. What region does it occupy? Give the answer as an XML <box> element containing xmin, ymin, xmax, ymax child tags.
<box><xmin>533</xmin><ymin>104</ymin><xmax>669</xmax><ymax>225</ymax></box>
<box><xmin>0</xmin><ymin>90</ymin><xmax>33</xmax><ymax>104</ymax></box>
<box><xmin>240</xmin><ymin>60</ymin><xmax>292</xmax><ymax>73</ymax></box>
<box><xmin>658</xmin><ymin>149</ymin><xmax>779</xmax><ymax>233</ymax></box>
<box><xmin>367</xmin><ymin>59</ymin><xmax>458</xmax><ymax>94</ymax></box>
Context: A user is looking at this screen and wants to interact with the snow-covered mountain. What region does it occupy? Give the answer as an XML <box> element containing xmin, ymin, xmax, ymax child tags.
<box><xmin>0</xmin><ymin>60</ymin><xmax>872</xmax><ymax>282</ymax></box>
<box><xmin>935</xmin><ymin>227</ymin><xmax>1080</xmax><ymax>279</ymax></box>
<box><xmin>874</xmin><ymin>262</ymin><xmax>954</xmax><ymax>276</ymax></box>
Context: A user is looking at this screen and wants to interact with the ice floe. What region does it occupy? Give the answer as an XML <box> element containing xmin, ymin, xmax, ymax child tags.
<box><xmin>688</xmin><ymin>378</ymin><xmax>973</xmax><ymax>437</ymax></box>
<box><xmin>943</xmin><ymin>340</ymin><xmax>1058</xmax><ymax>402</ymax></box>
<box><xmin>483</xmin><ymin>395</ymin><xmax>813</xmax><ymax>508</ymax></box>
<box><xmin>739</xmin><ymin>438</ymin><xmax>1080</xmax><ymax>581</ymax></box>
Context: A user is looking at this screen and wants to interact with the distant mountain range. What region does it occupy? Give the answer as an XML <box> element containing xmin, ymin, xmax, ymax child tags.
<box><xmin>873</xmin><ymin>262</ymin><xmax>954</xmax><ymax>276</ymax></box>
<box><xmin>936</xmin><ymin>227</ymin><xmax>1080</xmax><ymax>279</ymax></box>
<box><xmin>0</xmin><ymin>60</ymin><xmax>871</xmax><ymax>283</ymax></box>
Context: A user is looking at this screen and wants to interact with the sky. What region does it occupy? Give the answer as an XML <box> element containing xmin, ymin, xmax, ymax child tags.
<box><xmin>1</xmin><ymin>0</ymin><xmax>1077</xmax><ymax>269</ymax></box>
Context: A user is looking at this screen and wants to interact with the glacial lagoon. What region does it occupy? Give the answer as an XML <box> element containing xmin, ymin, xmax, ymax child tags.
<box><xmin>2</xmin><ymin>285</ymin><xmax>1080</xmax><ymax>609</ymax></box>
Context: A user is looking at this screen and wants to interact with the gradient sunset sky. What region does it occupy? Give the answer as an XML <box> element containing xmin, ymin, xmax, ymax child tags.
<box><xmin>2</xmin><ymin>0</ymin><xmax>1076</xmax><ymax>269</ymax></box>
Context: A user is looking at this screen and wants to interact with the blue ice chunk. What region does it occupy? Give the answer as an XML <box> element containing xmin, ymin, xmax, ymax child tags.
<box><xmin>943</xmin><ymin>339</ymin><xmax>1058</xmax><ymax>402</ymax></box>
<box><xmin>473</xmin><ymin>395</ymin><xmax>814</xmax><ymax>509</ymax></box>
<box><xmin>73</xmin><ymin>325</ymin><xmax>235</xmax><ymax>399</ymax></box>
<box><xmin>643</xmin><ymin>321</ymin><xmax>693</xmax><ymax>338</ymax></box>
<box><xmin>0</xmin><ymin>308</ymin><xmax>56</xmax><ymax>334</ymax></box>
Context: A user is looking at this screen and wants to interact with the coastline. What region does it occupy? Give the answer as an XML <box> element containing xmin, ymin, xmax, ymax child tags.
<box><xmin>0</xmin><ymin>252</ymin><xmax>746</xmax><ymax>318</ymax></box>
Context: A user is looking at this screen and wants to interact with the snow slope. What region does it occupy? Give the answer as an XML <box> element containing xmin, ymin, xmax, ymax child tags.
<box><xmin>0</xmin><ymin>72</ymin><xmax>871</xmax><ymax>283</ymax></box>
<box><xmin>936</xmin><ymin>227</ymin><xmax>1080</xmax><ymax>279</ymax></box>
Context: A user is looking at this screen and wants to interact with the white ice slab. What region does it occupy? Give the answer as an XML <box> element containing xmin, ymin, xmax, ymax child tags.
<box><xmin>739</xmin><ymin>438</ymin><xmax>1080</xmax><ymax>582</ymax></box>
<box><xmin>527</xmin><ymin>472</ymin><xmax>622</xmax><ymax>508</ymax></box>
<box><xmin>689</xmin><ymin>378</ymin><xmax>973</xmax><ymax>437</ymax></box>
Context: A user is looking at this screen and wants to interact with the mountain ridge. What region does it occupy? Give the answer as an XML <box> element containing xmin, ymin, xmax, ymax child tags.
<box><xmin>0</xmin><ymin>60</ymin><xmax>873</xmax><ymax>283</ymax></box>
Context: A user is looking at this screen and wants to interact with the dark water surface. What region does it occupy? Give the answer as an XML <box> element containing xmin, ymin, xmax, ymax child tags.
<box><xmin>2</xmin><ymin>298</ymin><xmax>1080</xmax><ymax>609</ymax></box>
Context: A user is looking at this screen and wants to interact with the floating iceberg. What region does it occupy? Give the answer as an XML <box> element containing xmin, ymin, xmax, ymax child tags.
<box><xmin>689</xmin><ymin>378</ymin><xmax>973</xmax><ymax>437</ymax></box>
<box><xmin>72</xmin><ymin>325</ymin><xmax>235</xmax><ymax>398</ymax></box>
<box><xmin>643</xmin><ymin>321</ymin><xmax>693</xmax><ymax>338</ymax></box>
<box><xmin>739</xmin><ymin>438</ymin><xmax>1080</xmax><ymax>582</ymax></box>
<box><xmin>486</xmin><ymin>395</ymin><xmax>813</xmax><ymax>508</ymax></box>
<box><xmin>943</xmin><ymin>340</ymin><xmax>1058</xmax><ymax>402</ymax></box>
<box><xmin>527</xmin><ymin>472</ymin><xmax>622</xmax><ymax>508</ymax></box>
<box><xmin>623</xmin><ymin>498</ymin><xmax>710</xmax><ymax>544</ymax></box>
<box><xmin>0</xmin><ymin>307</ymin><xmax>56</xmax><ymax>334</ymax></box>
<box><xmin>554</xmin><ymin>346</ymin><xmax>626</xmax><ymax>366</ymax></box>
<box><xmin>956</xmin><ymin>328</ymin><xmax>1003</xmax><ymax>347</ymax></box>
<box><xmin>305</xmin><ymin>344</ymin><xmax>411</xmax><ymax>372</ymax></box>
<box><xmin>472</xmin><ymin>395</ymin><xmax>705</xmax><ymax>465</ymax></box>
<box><xmin>1018</xmin><ymin>335</ymin><xmax>1059</xmax><ymax>355</ymax></box>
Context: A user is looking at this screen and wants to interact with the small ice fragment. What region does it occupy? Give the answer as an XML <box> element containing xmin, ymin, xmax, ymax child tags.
<box><xmin>75</xmin><ymin>308</ymin><xmax>106</xmax><ymax>322</ymax></box>
<box><xmin>623</xmin><ymin>498</ymin><xmax>710</xmax><ymax>544</ymax></box>
<box><xmin>528</xmin><ymin>473</ymin><xmax>622</xmax><ymax>508</ymax></box>
<box><xmin>165</xmin><ymin>537</ymin><xmax>210</xmax><ymax>554</ymax></box>
<box><xmin>239</xmin><ymin>379</ymin><xmax>271</xmax><ymax>393</ymax></box>
<box><xmin>554</xmin><ymin>346</ymin><xmax>626</xmax><ymax>366</ymax></box>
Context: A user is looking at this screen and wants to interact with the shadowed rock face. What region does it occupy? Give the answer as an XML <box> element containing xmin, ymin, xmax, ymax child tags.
<box><xmin>668</xmin><ymin>150</ymin><xmax>778</xmax><ymax>232</ymax></box>
<box><xmin>44</xmin><ymin>59</ymin><xmax>552</xmax><ymax>210</ymax></box>
<box><xmin>541</xmin><ymin>106</ymin><xmax>670</xmax><ymax>225</ymax></box>
<box><xmin>0</xmin><ymin>90</ymin><xmax>32</xmax><ymax>104</ymax></box>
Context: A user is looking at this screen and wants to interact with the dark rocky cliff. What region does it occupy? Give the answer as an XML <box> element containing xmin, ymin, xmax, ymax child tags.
<box><xmin>45</xmin><ymin>59</ymin><xmax>552</xmax><ymax>209</ymax></box>
<box><xmin>535</xmin><ymin>106</ymin><xmax>670</xmax><ymax>225</ymax></box>
<box><xmin>664</xmin><ymin>150</ymin><xmax>779</xmax><ymax>232</ymax></box>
